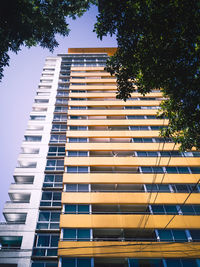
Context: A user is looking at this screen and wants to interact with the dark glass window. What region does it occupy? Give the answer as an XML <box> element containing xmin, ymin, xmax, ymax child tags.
<box><xmin>37</xmin><ymin>236</ymin><xmax>50</xmax><ymax>247</ymax></box>
<box><xmin>69</xmin><ymin>138</ymin><xmax>87</xmax><ymax>143</ymax></box>
<box><xmin>165</xmin><ymin>259</ymin><xmax>182</xmax><ymax>267</ymax></box>
<box><xmin>157</xmin><ymin>184</ymin><xmax>170</xmax><ymax>192</ymax></box>
<box><xmin>42</xmin><ymin>192</ymin><xmax>52</xmax><ymax>200</ymax></box>
<box><xmin>43</xmin><ymin>175</ymin><xmax>62</xmax><ymax>188</ymax></box>
<box><xmin>69</xmin><ymin>126</ymin><xmax>87</xmax><ymax>130</ymax></box>
<box><xmin>62</xmin><ymin>258</ymin><xmax>92</xmax><ymax>267</ymax></box>
<box><xmin>62</xmin><ymin>258</ymin><xmax>75</xmax><ymax>267</ymax></box>
<box><xmin>65</xmin><ymin>205</ymin><xmax>76</xmax><ymax>213</ymax></box>
<box><xmin>190</xmin><ymin>167</ymin><xmax>200</xmax><ymax>173</ymax></box>
<box><xmin>64</xmin><ymin>205</ymin><xmax>89</xmax><ymax>214</ymax></box>
<box><xmin>39</xmin><ymin>212</ymin><xmax>50</xmax><ymax>221</ymax></box>
<box><xmin>45</xmin><ymin>159</ymin><xmax>64</xmax><ymax>171</ymax></box>
<box><xmin>48</xmin><ymin>146</ymin><xmax>65</xmax><ymax>157</ymax></box>
<box><xmin>158</xmin><ymin>230</ymin><xmax>187</xmax><ymax>242</ymax></box>
<box><xmin>52</xmin><ymin>124</ymin><xmax>67</xmax><ymax>132</ymax></box>
<box><xmin>129</xmin><ymin>258</ymin><xmax>164</xmax><ymax>267</ymax></box>
<box><xmin>166</xmin><ymin>167</ymin><xmax>178</xmax><ymax>173</ymax></box>
<box><xmin>165</xmin><ymin>205</ymin><xmax>178</xmax><ymax>214</ymax></box>
<box><xmin>190</xmin><ymin>230</ymin><xmax>200</xmax><ymax>241</ymax></box>
<box><xmin>78</xmin><ymin>205</ymin><xmax>90</xmax><ymax>214</ymax></box>
<box><xmin>66</xmin><ymin>166</ymin><xmax>89</xmax><ymax>173</ymax></box>
<box><xmin>63</xmin><ymin>229</ymin><xmax>90</xmax><ymax>241</ymax></box>
<box><xmin>158</xmin><ymin>230</ymin><xmax>173</xmax><ymax>241</ymax></box>
<box><xmin>178</xmin><ymin>167</ymin><xmax>190</xmax><ymax>174</ymax></box>
<box><xmin>151</xmin><ymin>205</ymin><xmax>165</xmax><ymax>214</ymax></box>
<box><xmin>65</xmin><ymin>184</ymin><xmax>89</xmax><ymax>192</ymax></box>
<box><xmin>68</xmin><ymin>151</ymin><xmax>88</xmax><ymax>157</ymax></box>
<box><xmin>172</xmin><ymin>230</ymin><xmax>187</xmax><ymax>241</ymax></box>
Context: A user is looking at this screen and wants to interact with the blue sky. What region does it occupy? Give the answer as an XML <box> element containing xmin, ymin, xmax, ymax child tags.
<box><xmin>0</xmin><ymin>6</ymin><xmax>117</xmax><ymax>219</ymax></box>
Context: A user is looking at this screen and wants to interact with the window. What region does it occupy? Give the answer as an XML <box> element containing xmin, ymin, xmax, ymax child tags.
<box><xmin>45</xmin><ymin>159</ymin><xmax>64</xmax><ymax>171</ymax></box>
<box><xmin>34</xmin><ymin>99</ymin><xmax>49</xmax><ymax>103</ymax></box>
<box><xmin>71</xmin><ymin>98</ymin><xmax>86</xmax><ymax>101</ymax></box>
<box><xmin>27</xmin><ymin>125</ymin><xmax>44</xmax><ymax>131</ymax></box>
<box><xmin>14</xmin><ymin>175</ymin><xmax>34</xmax><ymax>184</ymax></box>
<box><xmin>0</xmin><ymin>236</ymin><xmax>22</xmax><ymax>249</ymax></box>
<box><xmin>146</xmin><ymin>184</ymin><xmax>170</xmax><ymax>192</ymax></box>
<box><xmin>166</xmin><ymin>167</ymin><xmax>190</xmax><ymax>174</ymax></box>
<box><xmin>130</xmin><ymin>126</ymin><xmax>149</xmax><ymax>131</ymax></box>
<box><xmin>65</xmin><ymin>184</ymin><xmax>89</xmax><ymax>192</ymax></box>
<box><xmin>37</xmin><ymin>211</ymin><xmax>60</xmax><ymax>230</ymax></box>
<box><xmin>129</xmin><ymin>259</ymin><xmax>163</xmax><ymax>267</ymax></box>
<box><xmin>132</xmin><ymin>138</ymin><xmax>172</xmax><ymax>143</ymax></box>
<box><xmin>57</xmin><ymin>92</ymin><xmax>68</xmax><ymax>97</ymax></box>
<box><xmin>56</xmin><ymin>98</ymin><xmax>68</xmax><ymax>105</ymax></box>
<box><xmin>24</xmin><ymin>136</ymin><xmax>42</xmax><ymax>142</ymax></box>
<box><xmin>190</xmin><ymin>167</ymin><xmax>200</xmax><ymax>174</ymax></box>
<box><xmin>62</xmin><ymin>258</ymin><xmax>92</xmax><ymax>267</ymax></box>
<box><xmin>141</xmin><ymin>167</ymin><xmax>164</xmax><ymax>173</ymax></box>
<box><xmin>180</xmin><ymin>205</ymin><xmax>200</xmax><ymax>215</ymax></box>
<box><xmin>17</xmin><ymin>161</ymin><xmax>37</xmax><ymax>168</ymax></box>
<box><xmin>43</xmin><ymin>174</ymin><xmax>62</xmax><ymax>188</ymax></box>
<box><xmin>66</xmin><ymin>166</ymin><xmax>89</xmax><ymax>173</ymax></box>
<box><xmin>55</xmin><ymin>106</ymin><xmax>68</xmax><ymax>113</ymax></box>
<box><xmin>127</xmin><ymin>115</ymin><xmax>156</xmax><ymax>119</ymax></box>
<box><xmin>21</xmin><ymin>147</ymin><xmax>39</xmax><ymax>154</ymax></box>
<box><xmin>50</xmin><ymin>134</ymin><xmax>66</xmax><ymax>143</ymax></box>
<box><xmin>32</xmin><ymin>107</ymin><xmax>47</xmax><ymax>112</ymax></box>
<box><xmin>63</xmin><ymin>229</ymin><xmax>91</xmax><ymax>241</ymax></box>
<box><xmin>37</xmin><ymin>92</ymin><xmax>50</xmax><ymax>96</ymax></box>
<box><xmin>151</xmin><ymin>126</ymin><xmax>164</xmax><ymax>130</ymax></box>
<box><xmin>68</xmin><ymin>151</ymin><xmax>88</xmax><ymax>157</ymax></box>
<box><xmin>53</xmin><ymin>114</ymin><xmax>67</xmax><ymax>122</ymax></box>
<box><xmin>32</xmin><ymin>234</ymin><xmax>59</xmax><ymax>257</ymax></box>
<box><xmin>70</xmin><ymin>116</ymin><xmax>87</xmax><ymax>120</ymax></box>
<box><xmin>70</xmin><ymin>106</ymin><xmax>87</xmax><ymax>110</ymax></box>
<box><xmin>137</xmin><ymin>151</ymin><xmax>158</xmax><ymax>157</ymax></box>
<box><xmin>48</xmin><ymin>146</ymin><xmax>65</xmax><ymax>157</ymax></box>
<box><xmin>40</xmin><ymin>191</ymin><xmax>61</xmax><ymax>207</ymax></box>
<box><xmin>165</xmin><ymin>259</ymin><xmax>198</xmax><ymax>267</ymax></box>
<box><xmin>52</xmin><ymin>124</ymin><xmax>67</xmax><ymax>132</ymax></box>
<box><xmin>132</xmin><ymin>138</ymin><xmax>153</xmax><ymax>143</ymax></box>
<box><xmin>69</xmin><ymin>138</ymin><xmax>87</xmax><ymax>143</ymax></box>
<box><xmin>71</xmin><ymin>90</ymin><xmax>86</xmax><ymax>92</ymax></box>
<box><xmin>30</xmin><ymin>115</ymin><xmax>46</xmax><ymax>121</ymax></box>
<box><xmin>64</xmin><ymin>204</ymin><xmax>90</xmax><ymax>214</ymax></box>
<box><xmin>189</xmin><ymin>230</ymin><xmax>200</xmax><ymax>242</ymax></box>
<box><xmin>157</xmin><ymin>230</ymin><xmax>188</xmax><ymax>242</ymax></box>
<box><xmin>151</xmin><ymin>205</ymin><xmax>178</xmax><ymax>215</ymax></box>
<box><xmin>32</xmin><ymin>262</ymin><xmax>57</xmax><ymax>267</ymax></box>
<box><xmin>69</xmin><ymin>126</ymin><xmax>87</xmax><ymax>130</ymax></box>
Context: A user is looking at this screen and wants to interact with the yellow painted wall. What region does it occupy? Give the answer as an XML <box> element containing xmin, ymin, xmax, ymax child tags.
<box><xmin>58</xmin><ymin>241</ymin><xmax>200</xmax><ymax>258</ymax></box>
<box><xmin>68</xmin><ymin>100</ymin><xmax>161</xmax><ymax>106</ymax></box>
<box><xmin>64</xmin><ymin>156</ymin><xmax>200</xmax><ymax>167</ymax></box>
<box><xmin>62</xmin><ymin>192</ymin><xmax>200</xmax><ymax>205</ymax></box>
<box><xmin>63</xmin><ymin>173</ymin><xmax>200</xmax><ymax>184</ymax></box>
<box><xmin>67</xmin><ymin>119</ymin><xmax>167</xmax><ymax>126</ymax></box>
<box><xmin>60</xmin><ymin>214</ymin><xmax>200</xmax><ymax>229</ymax></box>
<box><xmin>68</xmin><ymin>110</ymin><xmax>158</xmax><ymax>116</ymax></box>
<box><xmin>65</xmin><ymin>143</ymin><xmax>179</xmax><ymax>151</ymax></box>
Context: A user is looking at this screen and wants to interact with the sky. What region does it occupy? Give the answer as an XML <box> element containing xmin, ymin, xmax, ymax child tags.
<box><xmin>0</xmin><ymin>6</ymin><xmax>117</xmax><ymax>220</ymax></box>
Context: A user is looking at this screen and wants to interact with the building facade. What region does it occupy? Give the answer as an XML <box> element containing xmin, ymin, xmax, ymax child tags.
<box><xmin>0</xmin><ymin>47</ymin><xmax>200</xmax><ymax>267</ymax></box>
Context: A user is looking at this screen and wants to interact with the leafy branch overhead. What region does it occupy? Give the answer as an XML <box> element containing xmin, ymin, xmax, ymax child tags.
<box><xmin>95</xmin><ymin>0</ymin><xmax>200</xmax><ymax>151</ymax></box>
<box><xmin>0</xmin><ymin>0</ymin><xmax>95</xmax><ymax>81</ymax></box>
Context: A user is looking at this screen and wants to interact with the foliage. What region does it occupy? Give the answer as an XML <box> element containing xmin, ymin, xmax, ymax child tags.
<box><xmin>0</xmin><ymin>0</ymin><xmax>95</xmax><ymax>81</ymax></box>
<box><xmin>95</xmin><ymin>0</ymin><xmax>200</xmax><ymax>150</ymax></box>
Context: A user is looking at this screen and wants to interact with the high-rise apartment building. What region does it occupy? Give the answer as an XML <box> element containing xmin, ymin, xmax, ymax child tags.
<box><xmin>0</xmin><ymin>47</ymin><xmax>200</xmax><ymax>267</ymax></box>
